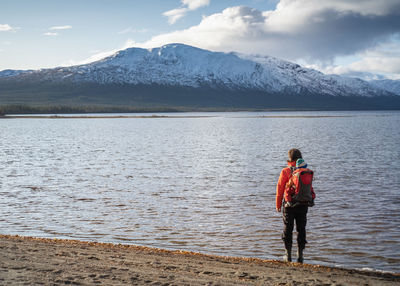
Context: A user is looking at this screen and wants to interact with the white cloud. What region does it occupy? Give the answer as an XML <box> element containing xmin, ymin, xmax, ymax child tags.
<box><xmin>163</xmin><ymin>0</ymin><xmax>210</xmax><ymax>24</ymax></box>
<box><xmin>182</xmin><ymin>0</ymin><xmax>210</xmax><ymax>10</ymax></box>
<box><xmin>118</xmin><ymin>27</ymin><xmax>148</xmax><ymax>34</ymax></box>
<box><xmin>49</xmin><ymin>25</ymin><xmax>72</xmax><ymax>30</ymax></box>
<box><xmin>0</xmin><ymin>24</ymin><xmax>13</xmax><ymax>31</ymax></box>
<box><xmin>44</xmin><ymin>32</ymin><xmax>58</xmax><ymax>36</ymax></box>
<box><xmin>163</xmin><ymin>8</ymin><xmax>189</xmax><ymax>25</ymax></box>
<box><xmin>144</xmin><ymin>7</ymin><xmax>267</xmax><ymax>50</ymax></box>
<box><xmin>0</xmin><ymin>24</ymin><xmax>18</xmax><ymax>32</ymax></box>
<box><xmin>139</xmin><ymin>1</ymin><xmax>400</xmax><ymax>73</ymax></box>
<box><xmin>44</xmin><ymin>25</ymin><xmax>71</xmax><ymax>37</ymax></box>
<box><xmin>350</xmin><ymin>54</ymin><xmax>400</xmax><ymax>75</ymax></box>
<box><xmin>304</xmin><ymin>40</ymin><xmax>400</xmax><ymax>80</ymax></box>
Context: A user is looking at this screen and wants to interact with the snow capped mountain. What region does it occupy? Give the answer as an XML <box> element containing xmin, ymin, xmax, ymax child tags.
<box><xmin>0</xmin><ymin>43</ymin><xmax>394</xmax><ymax>97</ymax></box>
<box><xmin>369</xmin><ymin>79</ymin><xmax>400</xmax><ymax>96</ymax></box>
<box><xmin>0</xmin><ymin>69</ymin><xmax>33</xmax><ymax>78</ymax></box>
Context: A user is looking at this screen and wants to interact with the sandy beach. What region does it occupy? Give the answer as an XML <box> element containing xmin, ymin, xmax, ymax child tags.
<box><xmin>0</xmin><ymin>235</ymin><xmax>398</xmax><ymax>285</ymax></box>
<box><xmin>0</xmin><ymin>114</ymin><xmax>353</xmax><ymax>119</ymax></box>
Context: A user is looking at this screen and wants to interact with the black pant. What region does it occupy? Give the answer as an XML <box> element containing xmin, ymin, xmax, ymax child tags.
<box><xmin>282</xmin><ymin>205</ymin><xmax>308</xmax><ymax>250</ymax></box>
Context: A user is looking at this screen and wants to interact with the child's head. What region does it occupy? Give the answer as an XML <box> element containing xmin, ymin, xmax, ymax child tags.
<box><xmin>287</xmin><ymin>148</ymin><xmax>302</xmax><ymax>162</ymax></box>
<box><xmin>296</xmin><ymin>158</ymin><xmax>307</xmax><ymax>169</ymax></box>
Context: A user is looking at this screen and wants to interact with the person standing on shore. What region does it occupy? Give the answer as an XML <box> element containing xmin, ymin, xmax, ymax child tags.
<box><xmin>276</xmin><ymin>149</ymin><xmax>315</xmax><ymax>263</ymax></box>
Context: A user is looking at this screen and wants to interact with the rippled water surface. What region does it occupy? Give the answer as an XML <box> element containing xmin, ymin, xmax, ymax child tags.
<box><xmin>1</xmin><ymin>111</ymin><xmax>399</xmax><ymax>272</ymax></box>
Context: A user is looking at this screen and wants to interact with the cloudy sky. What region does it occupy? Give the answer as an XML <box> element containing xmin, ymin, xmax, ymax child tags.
<box><xmin>1</xmin><ymin>0</ymin><xmax>400</xmax><ymax>79</ymax></box>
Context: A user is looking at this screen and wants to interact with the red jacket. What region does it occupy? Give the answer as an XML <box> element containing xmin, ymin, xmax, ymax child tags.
<box><xmin>276</xmin><ymin>161</ymin><xmax>296</xmax><ymax>210</ymax></box>
<box><xmin>276</xmin><ymin>162</ymin><xmax>316</xmax><ymax>209</ymax></box>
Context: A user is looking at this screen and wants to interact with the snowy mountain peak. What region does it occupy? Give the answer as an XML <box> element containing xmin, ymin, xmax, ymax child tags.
<box><xmin>1</xmin><ymin>43</ymin><xmax>397</xmax><ymax>97</ymax></box>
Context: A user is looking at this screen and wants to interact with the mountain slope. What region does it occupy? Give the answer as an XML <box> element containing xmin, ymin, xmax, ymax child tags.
<box><xmin>2</xmin><ymin>44</ymin><xmax>393</xmax><ymax>97</ymax></box>
<box><xmin>370</xmin><ymin>79</ymin><xmax>400</xmax><ymax>96</ymax></box>
<box><xmin>1</xmin><ymin>44</ymin><xmax>399</xmax><ymax>112</ymax></box>
<box><xmin>0</xmin><ymin>69</ymin><xmax>33</xmax><ymax>78</ymax></box>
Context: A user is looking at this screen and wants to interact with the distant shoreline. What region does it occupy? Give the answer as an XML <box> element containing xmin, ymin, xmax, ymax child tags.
<box><xmin>0</xmin><ymin>114</ymin><xmax>354</xmax><ymax>119</ymax></box>
<box><xmin>1</xmin><ymin>234</ymin><xmax>399</xmax><ymax>285</ymax></box>
<box><xmin>1</xmin><ymin>103</ymin><xmax>400</xmax><ymax>118</ymax></box>
<box><xmin>0</xmin><ymin>114</ymin><xmax>215</xmax><ymax>119</ymax></box>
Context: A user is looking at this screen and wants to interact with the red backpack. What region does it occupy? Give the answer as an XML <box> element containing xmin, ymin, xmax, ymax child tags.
<box><xmin>284</xmin><ymin>167</ymin><xmax>314</xmax><ymax>207</ymax></box>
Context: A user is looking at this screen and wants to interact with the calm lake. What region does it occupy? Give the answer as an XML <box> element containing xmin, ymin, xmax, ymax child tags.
<box><xmin>1</xmin><ymin>111</ymin><xmax>399</xmax><ymax>272</ymax></box>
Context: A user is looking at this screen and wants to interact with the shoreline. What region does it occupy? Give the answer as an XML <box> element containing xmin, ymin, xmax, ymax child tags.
<box><xmin>0</xmin><ymin>114</ymin><xmax>354</xmax><ymax>119</ymax></box>
<box><xmin>1</xmin><ymin>234</ymin><xmax>399</xmax><ymax>285</ymax></box>
<box><xmin>1</xmin><ymin>108</ymin><xmax>398</xmax><ymax>119</ymax></box>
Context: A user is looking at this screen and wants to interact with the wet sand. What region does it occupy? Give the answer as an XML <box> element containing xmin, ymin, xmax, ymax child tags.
<box><xmin>1</xmin><ymin>235</ymin><xmax>399</xmax><ymax>285</ymax></box>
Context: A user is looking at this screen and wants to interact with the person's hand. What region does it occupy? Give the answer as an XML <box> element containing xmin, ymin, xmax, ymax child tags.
<box><xmin>276</xmin><ymin>207</ymin><xmax>281</xmax><ymax>212</ymax></box>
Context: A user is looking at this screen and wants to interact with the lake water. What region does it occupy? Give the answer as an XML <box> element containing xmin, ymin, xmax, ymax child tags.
<box><xmin>1</xmin><ymin>111</ymin><xmax>399</xmax><ymax>272</ymax></box>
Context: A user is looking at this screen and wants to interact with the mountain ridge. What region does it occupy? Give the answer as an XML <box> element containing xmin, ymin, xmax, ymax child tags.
<box><xmin>1</xmin><ymin>43</ymin><xmax>400</xmax><ymax>112</ymax></box>
<box><xmin>1</xmin><ymin>43</ymin><xmax>397</xmax><ymax>96</ymax></box>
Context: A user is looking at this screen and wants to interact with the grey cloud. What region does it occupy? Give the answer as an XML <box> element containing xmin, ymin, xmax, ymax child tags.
<box><xmin>141</xmin><ymin>2</ymin><xmax>400</xmax><ymax>64</ymax></box>
<box><xmin>280</xmin><ymin>10</ymin><xmax>400</xmax><ymax>61</ymax></box>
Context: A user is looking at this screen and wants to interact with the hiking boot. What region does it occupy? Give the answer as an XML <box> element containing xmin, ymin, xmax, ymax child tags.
<box><xmin>283</xmin><ymin>248</ymin><xmax>292</xmax><ymax>262</ymax></box>
<box><xmin>297</xmin><ymin>248</ymin><xmax>304</xmax><ymax>263</ymax></box>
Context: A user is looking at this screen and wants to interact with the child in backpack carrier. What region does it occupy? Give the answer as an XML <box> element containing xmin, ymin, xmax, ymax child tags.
<box><xmin>284</xmin><ymin>158</ymin><xmax>315</xmax><ymax>208</ymax></box>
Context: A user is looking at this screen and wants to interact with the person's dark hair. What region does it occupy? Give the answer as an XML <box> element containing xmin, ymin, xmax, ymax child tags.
<box><xmin>287</xmin><ymin>148</ymin><xmax>302</xmax><ymax>162</ymax></box>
